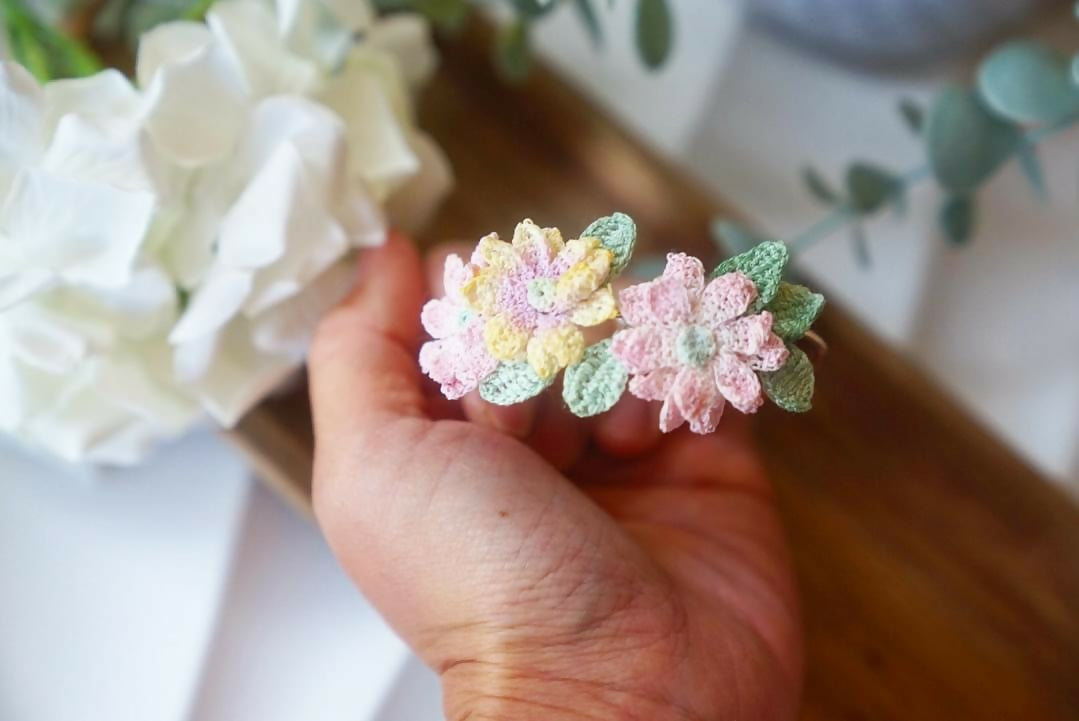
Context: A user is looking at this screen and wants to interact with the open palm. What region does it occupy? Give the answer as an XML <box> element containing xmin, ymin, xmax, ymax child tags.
<box><xmin>310</xmin><ymin>235</ymin><xmax>803</xmax><ymax>721</ymax></box>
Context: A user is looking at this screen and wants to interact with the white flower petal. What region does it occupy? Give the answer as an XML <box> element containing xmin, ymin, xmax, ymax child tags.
<box><xmin>4</xmin><ymin>304</ymin><xmax>90</xmax><ymax>374</ymax></box>
<box><xmin>140</xmin><ymin>23</ymin><xmax>248</xmax><ymax>167</ymax></box>
<box><xmin>0</xmin><ymin>269</ymin><xmax>52</xmax><ymax>309</ymax></box>
<box><xmin>366</xmin><ymin>14</ymin><xmax>437</xmax><ymax>90</ymax></box>
<box><xmin>218</xmin><ymin>144</ymin><xmax>302</xmax><ymax>269</ymax></box>
<box><xmin>208</xmin><ymin>0</ymin><xmax>319</xmax><ymax>97</ymax></box>
<box><xmin>0</xmin><ymin>62</ymin><xmax>45</xmax><ymax>193</ymax></box>
<box><xmin>0</xmin><ymin>168</ymin><xmax>154</xmax><ymax>288</ymax></box>
<box><xmin>42</xmin><ymin>114</ymin><xmax>170</xmax><ymax>196</ymax></box>
<box><xmin>320</xmin><ymin>52</ymin><xmax>418</xmax><ymax>195</ymax></box>
<box><xmin>94</xmin><ymin>350</ymin><xmax>200</xmax><ymax>432</ymax></box>
<box><xmin>385</xmin><ymin>130</ymin><xmax>453</xmax><ymax>235</ymax></box>
<box><xmin>136</xmin><ymin>21</ymin><xmax>212</xmax><ymax>87</ymax></box>
<box><xmin>169</xmin><ymin>267</ymin><xmax>253</xmax><ymax>343</ymax></box>
<box><xmin>42</xmin><ymin>70</ymin><xmax>142</xmax><ymax>132</ymax></box>
<box><xmin>186</xmin><ymin>319</ymin><xmax>297</xmax><ymax>426</ymax></box>
<box><xmin>250</xmin><ymin>258</ymin><xmax>353</xmax><ymax>354</ymax></box>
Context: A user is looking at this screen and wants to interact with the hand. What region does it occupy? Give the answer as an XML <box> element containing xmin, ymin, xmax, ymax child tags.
<box><xmin>309</xmin><ymin>234</ymin><xmax>803</xmax><ymax>721</ymax></box>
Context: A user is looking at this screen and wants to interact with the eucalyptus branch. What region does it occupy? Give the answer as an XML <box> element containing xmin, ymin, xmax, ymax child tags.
<box><xmin>715</xmin><ymin>29</ymin><xmax>1079</xmax><ymax>263</ymax></box>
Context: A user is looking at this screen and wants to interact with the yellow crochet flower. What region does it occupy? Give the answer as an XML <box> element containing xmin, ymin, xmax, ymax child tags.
<box><xmin>461</xmin><ymin>219</ymin><xmax>617</xmax><ymax>380</ymax></box>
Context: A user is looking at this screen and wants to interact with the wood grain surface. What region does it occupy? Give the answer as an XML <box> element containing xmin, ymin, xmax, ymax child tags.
<box><xmin>230</xmin><ymin>23</ymin><xmax>1079</xmax><ymax>720</ymax></box>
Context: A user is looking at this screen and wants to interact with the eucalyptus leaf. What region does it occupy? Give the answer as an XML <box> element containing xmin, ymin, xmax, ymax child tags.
<box><xmin>711</xmin><ymin>240</ymin><xmax>788</xmax><ymax>309</ymax></box>
<box><xmin>1017</xmin><ymin>143</ymin><xmax>1047</xmax><ymax>201</ymax></box>
<box><xmin>494</xmin><ymin>20</ymin><xmax>531</xmax><ymax>82</ymax></box>
<box><xmin>562</xmin><ymin>339</ymin><xmax>628</xmax><ymax>417</ymax></box>
<box><xmin>940</xmin><ymin>195</ymin><xmax>975</xmax><ymax>246</ymax></box>
<box><xmin>635</xmin><ymin>0</ymin><xmax>671</xmax><ymax>70</ymax></box>
<box><xmin>573</xmin><ymin>0</ymin><xmax>602</xmax><ymax>46</ymax></box>
<box><xmin>898</xmin><ymin>98</ymin><xmax>924</xmax><ymax>134</ymax></box>
<box><xmin>479</xmin><ymin>361</ymin><xmax>552</xmax><ymax>405</ymax></box>
<box><xmin>766</xmin><ymin>282</ymin><xmax>825</xmax><ymax>342</ymax></box>
<box><xmin>802</xmin><ymin>166</ymin><xmax>839</xmax><ymax>205</ymax></box>
<box><xmin>926</xmin><ymin>87</ymin><xmax>1021</xmax><ymax>193</ymax></box>
<box><xmin>845</xmin><ymin>162</ymin><xmax>900</xmax><ymax>213</ymax></box>
<box><xmin>581</xmin><ymin>211</ymin><xmax>636</xmax><ymax>277</ymax></box>
<box><xmin>711</xmin><ymin>219</ymin><xmax>767</xmax><ymax>259</ymax></box>
<box><xmin>977</xmin><ymin>41</ymin><xmax>1079</xmax><ymax>126</ymax></box>
<box><xmin>761</xmin><ymin>345</ymin><xmax>814</xmax><ymax>413</ymax></box>
<box><xmin>851</xmin><ymin>224</ymin><xmax>870</xmax><ymax>268</ymax></box>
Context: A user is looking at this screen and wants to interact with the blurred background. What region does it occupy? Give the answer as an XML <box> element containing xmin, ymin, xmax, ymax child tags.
<box><xmin>3</xmin><ymin>1</ymin><xmax>1076</xmax><ymax>719</ymax></box>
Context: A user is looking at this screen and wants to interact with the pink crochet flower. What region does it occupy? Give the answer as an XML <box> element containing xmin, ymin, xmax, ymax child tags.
<box><xmin>610</xmin><ymin>253</ymin><xmax>790</xmax><ymax>434</ymax></box>
<box><xmin>418</xmin><ymin>254</ymin><xmax>498</xmax><ymax>399</ymax></box>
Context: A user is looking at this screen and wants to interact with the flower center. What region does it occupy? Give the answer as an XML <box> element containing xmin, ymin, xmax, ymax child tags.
<box><xmin>676</xmin><ymin>325</ymin><xmax>717</xmax><ymax>367</ymax></box>
<box><xmin>456</xmin><ymin>309</ymin><xmax>473</xmax><ymax>329</ymax></box>
<box><xmin>526</xmin><ymin>278</ymin><xmax>557</xmax><ymax>312</ymax></box>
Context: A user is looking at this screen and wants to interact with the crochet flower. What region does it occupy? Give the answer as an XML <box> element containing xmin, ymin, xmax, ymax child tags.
<box><xmin>461</xmin><ymin>220</ymin><xmax>618</xmax><ymax>380</ymax></box>
<box><xmin>611</xmin><ymin>254</ymin><xmax>790</xmax><ymax>434</ymax></box>
<box><xmin>418</xmin><ymin>254</ymin><xmax>498</xmax><ymax>398</ymax></box>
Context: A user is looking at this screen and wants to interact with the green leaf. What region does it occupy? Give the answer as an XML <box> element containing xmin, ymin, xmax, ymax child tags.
<box><xmin>845</xmin><ymin>162</ymin><xmax>901</xmax><ymax>213</ymax></box>
<box><xmin>1</xmin><ymin>0</ymin><xmax>102</xmax><ymax>82</ymax></box>
<box><xmin>582</xmin><ymin>211</ymin><xmax>636</xmax><ymax>277</ymax></box>
<box><xmin>414</xmin><ymin>0</ymin><xmax>470</xmax><ymax>30</ymax></box>
<box><xmin>898</xmin><ymin>98</ymin><xmax>924</xmax><ymax>134</ymax></box>
<box><xmin>1072</xmin><ymin>53</ymin><xmax>1079</xmax><ymax>87</ymax></box>
<box><xmin>635</xmin><ymin>0</ymin><xmax>671</xmax><ymax>70</ymax></box>
<box><xmin>926</xmin><ymin>87</ymin><xmax>1021</xmax><ymax>193</ymax></box>
<box><xmin>711</xmin><ymin>240</ymin><xmax>788</xmax><ymax>309</ymax></box>
<box><xmin>977</xmin><ymin>41</ymin><xmax>1079</xmax><ymax>126</ymax></box>
<box><xmin>1017</xmin><ymin>143</ymin><xmax>1047</xmax><ymax>201</ymax></box>
<box><xmin>711</xmin><ymin>219</ymin><xmax>767</xmax><ymax>259</ymax></box>
<box><xmin>511</xmin><ymin>0</ymin><xmax>558</xmax><ymax>19</ymax></box>
<box><xmin>574</xmin><ymin>0</ymin><xmax>602</xmax><ymax>47</ymax></box>
<box><xmin>766</xmin><ymin>282</ymin><xmax>825</xmax><ymax>341</ymax></box>
<box><xmin>851</xmin><ymin>224</ymin><xmax>871</xmax><ymax>268</ymax></box>
<box><xmin>761</xmin><ymin>345</ymin><xmax>814</xmax><ymax>413</ymax></box>
<box><xmin>563</xmin><ymin>339</ymin><xmax>628</xmax><ymax>417</ymax></box>
<box><xmin>802</xmin><ymin>166</ymin><xmax>839</xmax><ymax>205</ymax></box>
<box><xmin>493</xmin><ymin>20</ymin><xmax>532</xmax><ymax>82</ymax></box>
<box><xmin>480</xmin><ymin>361</ymin><xmax>552</xmax><ymax>405</ymax></box>
<box><xmin>939</xmin><ymin>195</ymin><xmax>975</xmax><ymax>247</ymax></box>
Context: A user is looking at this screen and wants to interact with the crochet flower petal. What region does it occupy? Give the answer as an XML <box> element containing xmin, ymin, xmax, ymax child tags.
<box><xmin>717</xmin><ymin>312</ymin><xmax>773</xmax><ymax>356</ymax></box>
<box><xmin>750</xmin><ymin>333</ymin><xmax>790</xmax><ymax>372</ymax></box>
<box><xmin>420</xmin><ymin>297</ymin><xmax>463</xmax><ymax>338</ymax></box>
<box><xmin>553</xmin><ymin>235</ymin><xmax>598</xmax><ymax>273</ymax></box>
<box><xmin>610</xmin><ymin>325</ymin><xmax>676</xmax><ymax>374</ymax></box>
<box><xmin>644</xmin><ymin>272</ymin><xmax>693</xmax><ymax>325</ymax></box>
<box><xmin>512</xmin><ymin>219</ymin><xmax>563</xmax><ymax>268</ymax></box>
<box><xmin>570</xmin><ymin>286</ymin><xmax>617</xmax><ymax>327</ymax></box>
<box><xmin>699</xmin><ymin>271</ymin><xmax>757</xmax><ymax>326</ymax></box>
<box><xmin>526</xmin><ymin>324</ymin><xmax>584</xmax><ymax>380</ymax></box>
<box><xmin>662</xmin><ymin>253</ymin><xmax>705</xmax><ymax>299</ymax></box>
<box><xmin>460</xmin><ymin>270</ymin><xmax>501</xmax><ymax>316</ymax></box>
<box><xmin>555</xmin><ymin>246</ymin><xmax>612</xmax><ymax>305</ymax></box>
<box><xmin>617</xmin><ymin>281</ymin><xmax>655</xmax><ymax>326</ymax></box>
<box><xmin>659</xmin><ymin>396</ymin><xmax>685</xmax><ymax>433</ymax></box>
<box><xmin>472</xmin><ymin>233</ymin><xmax>517</xmax><ymax>271</ymax></box>
<box><xmin>713</xmin><ymin>352</ymin><xmax>764</xmax><ymax>414</ymax></box>
<box><xmin>484</xmin><ymin>313</ymin><xmax>529</xmax><ymax>361</ymax></box>
<box><xmin>628</xmin><ymin>367</ymin><xmax>677</xmax><ymax>401</ymax></box>
<box><xmin>671</xmin><ymin>366</ymin><xmax>724</xmax><ymax>434</ymax></box>
<box><xmin>419</xmin><ymin>326</ymin><xmax>495</xmax><ymax>400</ymax></box>
<box><xmin>442</xmin><ymin>253</ymin><xmax>473</xmax><ymax>302</ymax></box>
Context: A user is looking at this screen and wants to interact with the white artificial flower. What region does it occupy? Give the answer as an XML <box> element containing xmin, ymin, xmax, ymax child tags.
<box><xmin>0</xmin><ymin>0</ymin><xmax>452</xmax><ymax>465</ymax></box>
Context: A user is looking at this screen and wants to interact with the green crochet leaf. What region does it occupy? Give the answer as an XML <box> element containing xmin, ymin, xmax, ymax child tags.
<box><xmin>479</xmin><ymin>361</ymin><xmax>552</xmax><ymax>405</ymax></box>
<box><xmin>582</xmin><ymin>212</ymin><xmax>636</xmax><ymax>277</ymax></box>
<box><xmin>760</xmin><ymin>345</ymin><xmax>814</xmax><ymax>414</ymax></box>
<box><xmin>766</xmin><ymin>282</ymin><xmax>825</xmax><ymax>341</ymax></box>
<box><xmin>562</xmin><ymin>339</ymin><xmax>628</xmax><ymax>417</ymax></box>
<box><xmin>711</xmin><ymin>240</ymin><xmax>788</xmax><ymax>311</ymax></box>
